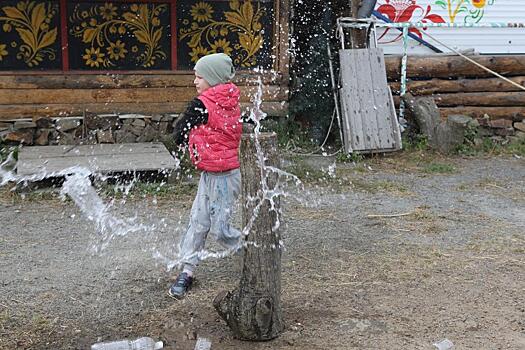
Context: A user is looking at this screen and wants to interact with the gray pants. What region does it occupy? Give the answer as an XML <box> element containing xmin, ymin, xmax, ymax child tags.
<box><xmin>178</xmin><ymin>169</ymin><xmax>242</xmax><ymax>272</ymax></box>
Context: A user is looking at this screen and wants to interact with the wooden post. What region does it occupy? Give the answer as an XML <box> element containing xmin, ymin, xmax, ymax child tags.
<box><xmin>348</xmin><ymin>0</ymin><xmax>368</xmax><ymax>49</ymax></box>
<box><xmin>213</xmin><ymin>132</ymin><xmax>284</xmax><ymax>341</ymax></box>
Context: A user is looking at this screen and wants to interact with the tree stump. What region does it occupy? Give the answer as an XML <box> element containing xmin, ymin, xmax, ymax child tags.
<box><xmin>213</xmin><ymin>132</ymin><xmax>284</xmax><ymax>341</ymax></box>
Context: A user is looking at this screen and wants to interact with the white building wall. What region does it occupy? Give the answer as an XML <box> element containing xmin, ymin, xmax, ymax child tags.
<box><xmin>373</xmin><ymin>0</ymin><xmax>525</xmax><ymax>54</ymax></box>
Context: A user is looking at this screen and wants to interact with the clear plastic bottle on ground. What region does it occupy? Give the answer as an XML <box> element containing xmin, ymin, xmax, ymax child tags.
<box><xmin>91</xmin><ymin>337</ymin><xmax>163</xmax><ymax>350</ymax></box>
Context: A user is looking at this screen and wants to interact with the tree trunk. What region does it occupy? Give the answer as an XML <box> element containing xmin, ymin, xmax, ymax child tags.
<box><xmin>213</xmin><ymin>132</ymin><xmax>284</xmax><ymax>341</ymax></box>
<box><xmin>346</xmin><ymin>0</ymin><xmax>368</xmax><ymax>49</ymax></box>
<box><xmin>440</xmin><ymin>107</ymin><xmax>525</xmax><ymax>121</ymax></box>
<box><xmin>385</xmin><ymin>55</ymin><xmax>525</xmax><ymax>80</ymax></box>
<box><xmin>389</xmin><ymin>76</ymin><xmax>525</xmax><ymax>95</ymax></box>
<box><xmin>394</xmin><ymin>91</ymin><xmax>525</xmax><ymax>107</ymax></box>
<box><xmin>434</xmin><ymin>91</ymin><xmax>525</xmax><ymax>107</ymax></box>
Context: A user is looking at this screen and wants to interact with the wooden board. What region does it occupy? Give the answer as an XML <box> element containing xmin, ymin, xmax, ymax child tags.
<box><xmin>389</xmin><ymin>76</ymin><xmax>525</xmax><ymax>95</ymax></box>
<box><xmin>17</xmin><ymin>142</ymin><xmax>177</xmax><ymax>176</ymax></box>
<box><xmin>0</xmin><ymin>72</ymin><xmax>288</xmax><ymax>120</ymax></box>
<box><xmin>0</xmin><ymin>101</ymin><xmax>288</xmax><ymax>120</ymax></box>
<box><xmin>0</xmin><ymin>72</ymin><xmax>285</xmax><ymax>89</ymax></box>
<box><xmin>385</xmin><ymin>55</ymin><xmax>525</xmax><ymax>80</ymax></box>
<box><xmin>339</xmin><ymin>48</ymin><xmax>402</xmax><ymax>153</ymax></box>
<box><xmin>440</xmin><ymin>106</ymin><xmax>525</xmax><ymax>121</ymax></box>
<box><xmin>0</xmin><ymin>86</ymin><xmax>285</xmax><ymax>105</ymax></box>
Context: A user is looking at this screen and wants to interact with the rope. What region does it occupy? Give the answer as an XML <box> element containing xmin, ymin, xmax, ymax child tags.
<box><xmin>422</xmin><ymin>31</ymin><xmax>525</xmax><ymax>92</ymax></box>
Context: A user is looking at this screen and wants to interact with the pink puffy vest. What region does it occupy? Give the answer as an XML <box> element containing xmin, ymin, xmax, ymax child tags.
<box><xmin>188</xmin><ymin>83</ymin><xmax>242</xmax><ymax>172</ymax></box>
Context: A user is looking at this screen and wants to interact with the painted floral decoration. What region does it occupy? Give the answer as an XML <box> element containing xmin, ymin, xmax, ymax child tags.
<box><xmin>433</xmin><ymin>0</ymin><xmax>495</xmax><ymax>23</ymax></box>
<box><xmin>376</xmin><ymin>0</ymin><xmax>445</xmax><ymax>43</ymax></box>
<box><xmin>0</xmin><ymin>44</ymin><xmax>8</xmax><ymax>61</ymax></box>
<box><xmin>179</xmin><ymin>0</ymin><xmax>266</xmax><ymax>67</ymax></box>
<box><xmin>0</xmin><ymin>0</ymin><xmax>58</xmax><ymax>67</ymax></box>
<box><xmin>70</xmin><ymin>2</ymin><xmax>168</xmax><ymax>68</ymax></box>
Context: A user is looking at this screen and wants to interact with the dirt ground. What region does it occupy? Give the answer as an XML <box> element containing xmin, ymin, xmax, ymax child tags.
<box><xmin>1</xmin><ymin>152</ymin><xmax>524</xmax><ymax>350</ymax></box>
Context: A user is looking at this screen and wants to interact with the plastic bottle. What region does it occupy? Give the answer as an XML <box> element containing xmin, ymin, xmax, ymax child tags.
<box><xmin>91</xmin><ymin>337</ymin><xmax>163</xmax><ymax>350</ymax></box>
<box><xmin>433</xmin><ymin>338</ymin><xmax>454</xmax><ymax>350</ymax></box>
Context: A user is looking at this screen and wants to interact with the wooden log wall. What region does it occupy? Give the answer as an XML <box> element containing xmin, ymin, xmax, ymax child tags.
<box><xmin>0</xmin><ymin>72</ymin><xmax>289</xmax><ymax>121</ymax></box>
<box><xmin>385</xmin><ymin>55</ymin><xmax>525</xmax><ymax>129</ymax></box>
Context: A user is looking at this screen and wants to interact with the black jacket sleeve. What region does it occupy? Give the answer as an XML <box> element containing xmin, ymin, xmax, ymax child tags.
<box><xmin>172</xmin><ymin>98</ymin><xmax>208</xmax><ymax>147</ymax></box>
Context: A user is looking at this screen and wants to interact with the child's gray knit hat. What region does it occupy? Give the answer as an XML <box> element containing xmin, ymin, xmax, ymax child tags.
<box><xmin>194</xmin><ymin>53</ymin><xmax>235</xmax><ymax>87</ymax></box>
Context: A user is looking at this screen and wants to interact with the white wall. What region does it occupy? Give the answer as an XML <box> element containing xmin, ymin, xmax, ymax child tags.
<box><xmin>373</xmin><ymin>0</ymin><xmax>525</xmax><ymax>54</ymax></box>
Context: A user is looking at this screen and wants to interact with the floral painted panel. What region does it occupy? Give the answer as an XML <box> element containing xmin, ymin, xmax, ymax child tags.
<box><xmin>68</xmin><ymin>1</ymin><xmax>171</xmax><ymax>70</ymax></box>
<box><xmin>375</xmin><ymin>0</ymin><xmax>496</xmax><ymax>43</ymax></box>
<box><xmin>0</xmin><ymin>0</ymin><xmax>61</xmax><ymax>69</ymax></box>
<box><xmin>373</xmin><ymin>0</ymin><xmax>525</xmax><ymax>54</ymax></box>
<box><xmin>177</xmin><ymin>0</ymin><xmax>274</xmax><ymax>69</ymax></box>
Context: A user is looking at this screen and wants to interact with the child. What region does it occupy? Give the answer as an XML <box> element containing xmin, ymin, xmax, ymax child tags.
<box><xmin>169</xmin><ymin>53</ymin><xmax>242</xmax><ymax>299</ymax></box>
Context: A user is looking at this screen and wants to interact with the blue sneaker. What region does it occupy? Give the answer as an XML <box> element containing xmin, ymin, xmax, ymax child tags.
<box><xmin>168</xmin><ymin>272</ymin><xmax>193</xmax><ymax>299</ymax></box>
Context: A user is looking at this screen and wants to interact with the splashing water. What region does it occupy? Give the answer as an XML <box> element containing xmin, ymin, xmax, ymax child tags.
<box><xmin>60</xmin><ymin>167</ymin><xmax>148</xmax><ymax>252</ymax></box>
<box><xmin>0</xmin><ymin>152</ymin><xmax>18</xmax><ymax>187</ymax></box>
<box><xmin>160</xmin><ymin>74</ymin><xmax>324</xmax><ymax>271</ymax></box>
<box><xmin>0</xmin><ymin>74</ymin><xmax>334</xmax><ymax>271</ymax></box>
<box><xmin>1</xmin><ymin>151</ymin><xmax>157</xmax><ymax>252</ymax></box>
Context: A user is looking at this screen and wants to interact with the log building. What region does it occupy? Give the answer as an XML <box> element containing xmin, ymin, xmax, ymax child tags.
<box><xmin>0</xmin><ymin>0</ymin><xmax>289</xmax><ymax>122</ymax></box>
<box><xmin>374</xmin><ymin>0</ymin><xmax>525</xmax><ymax>135</ymax></box>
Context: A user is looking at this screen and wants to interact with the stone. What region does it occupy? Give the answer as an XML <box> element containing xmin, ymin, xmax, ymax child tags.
<box><xmin>477</xmin><ymin>117</ymin><xmax>490</xmax><ymax>127</ymax></box>
<box><xmin>494</xmin><ymin>127</ymin><xmax>515</xmax><ymax>137</ymax></box>
<box><xmin>434</xmin><ymin>122</ymin><xmax>462</xmax><ymax>154</ymax></box>
<box><xmin>515</xmin><ymin>131</ymin><xmax>525</xmax><ymax>140</ymax></box>
<box><xmin>2</xmin><ymin>130</ymin><xmax>34</xmax><ymax>145</ymax></box>
<box><xmin>131</xmin><ymin>118</ymin><xmax>146</xmax><ymax>127</ymax></box>
<box><xmin>447</xmin><ymin>115</ymin><xmax>474</xmax><ymax>128</ymax></box>
<box><xmin>513</xmin><ymin>122</ymin><xmax>525</xmax><ymax>132</ymax></box>
<box><xmin>34</xmin><ymin>117</ymin><xmax>52</xmax><ymax>128</ymax></box>
<box><xmin>57</xmin><ymin>131</ymin><xmax>76</xmax><ymax>145</ymax></box>
<box><xmin>96</xmin><ymin>130</ymin><xmax>115</xmax><ymax>143</ymax></box>
<box><xmin>477</xmin><ymin>126</ymin><xmax>494</xmax><ymax>137</ymax></box>
<box><xmin>13</xmin><ymin>121</ymin><xmax>37</xmax><ymax>130</ymax></box>
<box><xmin>136</xmin><ymin>125</ymin><xmax>158</xmax><ymax>142</ymax></box>
<box><xmin>114</xmin><ymin>130</ymin><xmax>137</xmax><ymax>143</ymax></box>
<box><xmin>158</xmin><ymin>121</ymin><xmax>170</xmax><ymax>134</ymax></box>
<box><xmin>152</xmin><ymin>114</ymin><xmax>163</xmax><ymax>122</ymax></box>
<box><xmin>401</xmin><ymin>93</ymin><xmax>441</xmax><ymax>148</ymax></box>
<box><xmin>506</xmin><ymin>136</ymin><xmax>520</xmax><ymax>144</ymax></box>
<box><xmin>120</xmin><ymin>124</ymin><xmax>143</xmax><ymax>136</ymax></box>
<box><xmin>488</xmin><ymin>119</ymin><xmax>513</xmax><ymax>129</ymax></box>
<box><xmin>56</xmin><ymin>119</ymin><xmax>80</xmax><ymax>132</ymax></box>
<box><xmin>48</xmin><ymin>130</ymin><xmax>60</xmax><ymax>145</ymax></box>
<box><xmin>34</xmin><ymin>129</ymin><xmax>51</xmax><ymax>146</ymax></box>
<box><xmin>161</xmin><ymin>115</ymin><xmax>175</xmax><ymax>123</ymax></box>
<box><xmin>402</xmin><ymin>96</ymin><xmax>475</xmax><ymax>153</ymax></box>
<box><xmin>85</xmin><ymin>113</ymin><xmax>120</xmax><ymax>130</ymax></box>
<box><xmin>469</xmin><ymin>118</ymin><xmax>480</xmax><ymax>128</ymax></box>
<box><xmin>80</xmin><ymin>132</ymin><xmax>98</xmax><ymax>145</ymax></box>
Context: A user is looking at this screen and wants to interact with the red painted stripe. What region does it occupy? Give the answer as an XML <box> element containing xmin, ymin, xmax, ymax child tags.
<box><xmin>60</xmin><ymin>0</ymin><xmax>69</xmax><ymax>71</ymax></box>
<box><xmin>170</xmin><ymin>0</ymin><xmax>178</xmax><ymax>70</ymax></box>
<box><xmin>77</xmin><ymin>0</ymin><xmax>170</xmax><ymax>3</ymax></box>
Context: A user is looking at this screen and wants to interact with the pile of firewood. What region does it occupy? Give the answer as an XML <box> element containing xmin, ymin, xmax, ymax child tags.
<box><xmin>386</xmin><ymin>55</ymin><xmax>525</xmax><ymax>137</ymax></box>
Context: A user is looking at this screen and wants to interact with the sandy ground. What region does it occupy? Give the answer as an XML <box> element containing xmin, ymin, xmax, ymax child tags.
<box><xmin>0</xmin><ymin>153</ymin><xmax>524</xmax><ymax>350</ymax></box>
